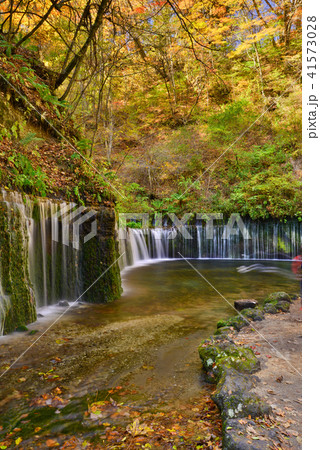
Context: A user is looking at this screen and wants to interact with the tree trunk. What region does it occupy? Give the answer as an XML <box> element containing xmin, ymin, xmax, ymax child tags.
<box><xmin>54</xmin><ymin>0</ymin><xmax>112</xmax><ymax>90</ymax></box>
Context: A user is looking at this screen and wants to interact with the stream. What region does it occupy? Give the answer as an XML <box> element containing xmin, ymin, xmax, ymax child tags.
<box><xmin>0</xmin><ymin>260</ymin><xmax>299</xmax><ymax>425</ymax></box>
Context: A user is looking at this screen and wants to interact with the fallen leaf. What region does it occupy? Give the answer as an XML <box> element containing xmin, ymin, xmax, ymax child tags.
<box><xmin>46</xmin><ymin>439</ymin><xmax>59</xmax><ymax>447</ymax></box>
<box><xmin>126</xmin><ymin>419</ymin><xmax>153</xmax><ymax>437</ymax></box>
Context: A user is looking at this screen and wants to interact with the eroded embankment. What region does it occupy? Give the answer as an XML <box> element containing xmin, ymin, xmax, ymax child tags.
<box><xmin>199</xmin><ymin>292</ymin><xmax>302</xmax><ymax>450</ymax></box>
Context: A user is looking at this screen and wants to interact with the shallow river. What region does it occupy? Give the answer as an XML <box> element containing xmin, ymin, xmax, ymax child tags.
<box><xmin>0</xmin><ymin>259</ymin><xmax>300</xmax><ymax>422</ymax></box>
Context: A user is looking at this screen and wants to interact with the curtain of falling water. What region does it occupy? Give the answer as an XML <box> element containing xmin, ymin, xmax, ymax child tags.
<box><xmin>119</xmin><ymin>221</ymin><xmax>302</xmax><ymax>270</ymax></box>
<box><xmin>0</xmin><ymin>191</ymin><xmax>82</xmax><ymax>310</ymax></box>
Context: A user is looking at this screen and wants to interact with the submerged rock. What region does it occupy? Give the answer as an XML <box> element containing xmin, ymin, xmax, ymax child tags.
<box><xmin>234</xmin><ymin>299</ymin><xmax>257</xmax><ymax>311</ymax></box>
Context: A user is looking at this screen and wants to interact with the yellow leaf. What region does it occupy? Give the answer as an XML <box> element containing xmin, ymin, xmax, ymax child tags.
<box><xmin>126</xmin><ymin>419</ymin><xmax>153</xmax><ymax>437</ymax></box>
<box><xmin>15</xmin><ymin>437</ymin><xmax>22</xmax><ymax>445</ymax></box>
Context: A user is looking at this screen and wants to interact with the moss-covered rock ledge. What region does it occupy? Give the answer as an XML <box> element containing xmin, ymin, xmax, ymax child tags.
<box><xmin>199</xmin><ymin>292</ymin><xmax>295</xmax><ymax>449</ymax></box>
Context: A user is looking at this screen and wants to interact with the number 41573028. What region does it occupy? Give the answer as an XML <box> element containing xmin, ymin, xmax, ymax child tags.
<box><xmin>307</xmin><ymin>17</ymin><xmax>317</xmax><ymax>79</ymax></box>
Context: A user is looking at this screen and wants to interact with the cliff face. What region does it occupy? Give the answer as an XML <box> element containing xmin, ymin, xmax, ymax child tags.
<box><xmin>0</xmin><ymin>193</ymin><xmax>122</xmax><ymax>334</ymax></box>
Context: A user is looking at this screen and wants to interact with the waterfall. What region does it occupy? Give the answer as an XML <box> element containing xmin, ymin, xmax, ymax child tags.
<box><xmin>120</xmin><ymin>221</ymin><xmax>302</xmax><ymax>270</ymax></box>
<box><xmin>0</xmin><ymin>191</ymin><xmax>82</xmax><ymax>312</ymax></box>
<box><xmin>0</xmin><ymin>279</ymin><xmax>10</xmax><ymax>335</ymax></box>
<box><xmin>0</xmin><ymin>191</ymin><xmax>122</xmax><ymax>334</ymax></box>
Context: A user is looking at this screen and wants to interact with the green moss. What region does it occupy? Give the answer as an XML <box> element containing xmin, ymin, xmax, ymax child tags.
<box><xmin>214</xmin><ymin>326</ymin><xmax>234</xmax><ymax>336</ymax></box>
<box><xmin>217</xmin><ymin>319</ymin><xmax>228</xmax><ymax>329</ymax></box>
<box><xmin>264</xmin><ymin>291</ymin><xmax>291</xmax><ymax>304</ymax></box>
<box><xmin>81</xmin><ymin>207</ymin><xmax>122</xmax><ymax>303</ymax></box>
<box><xmin>0</xmin><ymin>202</ymin><xmax>37</xmax><ymax>334</ymax></box>
<box><xmin>15</xmin><ymin>325</ymin><xmax>28</xmax><ymax>332</ymax></box>
<box><xmin>213</xmin><ymin>346</ymin><xmax>260</xmax><ymax>378</ymax></box>
<box><xmin>199</xmin><ymin>340</ymin><xmax>260</xmax><ymax>381</ymax></box>
<box><xmin>241</xmin><ymin>308</ymin><xmax>264</xmax><ymax>321</ymax></box>
<box><xmin>224</xmin><ymin>315</ymin><xmax>249</xmax><ymax>331</ymax></box>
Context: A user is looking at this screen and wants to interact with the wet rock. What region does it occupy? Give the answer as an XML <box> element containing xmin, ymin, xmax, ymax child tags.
<box><xmin>37</xmin><ymin>313</ymin><xmax>44</xmax><ymax>318</ymax></box>
<box><xmin>57</xmin><ymin>300</ymin><xmax>69</xmax><ymax>307</ymax></box>
<box><xmin>234</xmin><ymin>299</ymin><xmax>257</xmax><ymax>311</ymax></box>
<box><xmin>223</xmin><ymin>419</ymin><xmax>279</xmax><ymax>450</ymax></box>
<box><xmin>241</xmin><ymin>308</ymin><xmax>265</xmax><ymax>321</ymax></box>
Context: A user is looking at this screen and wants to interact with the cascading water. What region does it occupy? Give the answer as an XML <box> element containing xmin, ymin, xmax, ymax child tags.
<box><xmin>119</xmin><ymin>220</ymin><xmax>302</xmax><ymax>270</ymax></box>
<box><xmin>0</xmin><ymin>191</ymin><xmax>82</xmax><ymax>313</ymax></box>
<box><xmin>0</xmin><ymin>191</ymin><xmax>122</xmax><ymax>334</ymax></box>
<box><xmin>0</xmin><ymin>189</ymin><xmax>302</xmax><ymax>333</ymax></box>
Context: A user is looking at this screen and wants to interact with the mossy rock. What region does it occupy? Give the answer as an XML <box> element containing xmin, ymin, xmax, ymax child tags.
<box><xmin>198</xmin><ymin>343</ymin><xmax>221</xmax><ymax>371</ymax></box>
<box><xmin>214</xmin><ymin>326</ymin><xmax>234</xmax><ymax>336</ymax></box>
<box><xmin>264</xmin><ymin>292</ymin><xmax>291</xmax><ymax>305</ymax></box>
<box><xmin>263</xmin><ymin>304</ymin><xmax>278</xmax><ymax>314</ymax></box>
<box><xmin>213</xmin><ymin>368</ymin><xmax>254</xmax><ymax>410</ymax></box>
<box><xmin>213</xmin><ymin>346</ymin><xmax>260</xmax><ymax>379</ymax></box>
<box><xmin>218</xmin><ymin>391</ymin><xmax>271</xmax><ymax>420</ymax></box>
<box><xmin>15</xmin><ymin>325</ymin><xmax>28</xmax><ymax>332</ymax></box>
<box><xmin>225</xmin><ymin>315</ymin><xmax>249</xmax><ymax>331</ymax></box>
<box><xmin>217</xmin><ymin>315</ymin><xmax>249</xmax><ymax>331</ymax></box>
<box><xmin>217</xmin><ymin>319</ymin><xmax>228</xmax><ymax>329</ymax></box>
<box><xmin>223</xmin><ymin>419</ymin><xmax>278</xmax><ymax>450</ymax></box>
<box><xmin>276</xmin><ymin>301</ymin><xmax>290</xmax><ymax>312</ymax></box>
<box><xmin>241</xmin><ymin>308</ymin><xmax>265</xmax><ymax>321</ymax></box>
<box><xmin>199</xmin><ymin>340</ymin><xmax>260</xmax><ymax>381</ymax></box>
